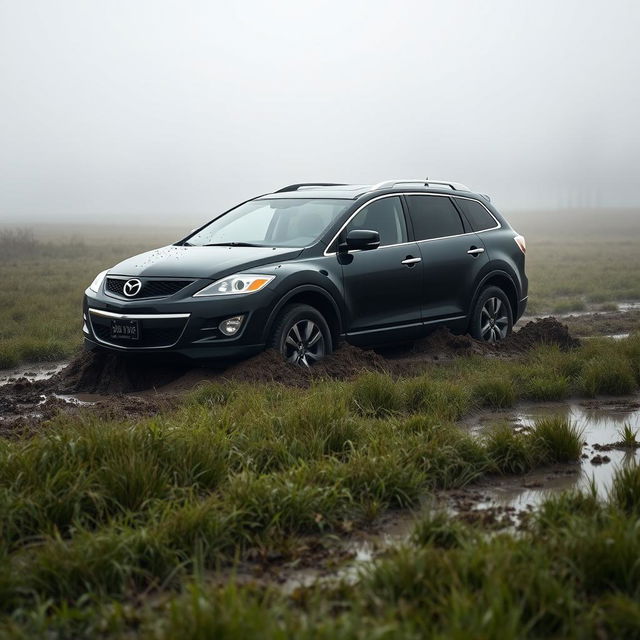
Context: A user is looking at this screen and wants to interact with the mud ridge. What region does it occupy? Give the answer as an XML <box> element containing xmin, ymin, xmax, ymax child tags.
<box><xmin>40</xmin><ymin>317</ymin><xmax>578</xmax><ymax>395</ymax></box>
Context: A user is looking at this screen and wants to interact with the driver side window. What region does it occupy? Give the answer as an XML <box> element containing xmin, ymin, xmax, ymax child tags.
<box><xmin>345</xmin><ymin>196</ymin><xmax>407</xmax><ymax>247</ymax></box>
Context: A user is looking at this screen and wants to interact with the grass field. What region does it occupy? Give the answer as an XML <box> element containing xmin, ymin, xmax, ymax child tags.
<box><xmin>0</xmin><ymin>336</ymin><xmax>639</xmax><ymax>636</ymax></box>
<box><xmin>1</xmin><ymin>211</ymin><xmax>640</xmax><ymax>636</ymax></box>
<box><xmin>1</xmin><ymin>208</ymin><xmax>640</xmax><ymax>368</ymax></box>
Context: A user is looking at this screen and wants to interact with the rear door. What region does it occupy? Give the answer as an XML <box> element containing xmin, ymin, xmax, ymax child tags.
<box><xmin>405</xmin><ymin>194</ymin><xmax>489</xmax><ymax>321</ymax></box>
<box><xmin>337</xmin><ymin>195</ymin><xmax>423</xmax><ymax>344</ymax></box>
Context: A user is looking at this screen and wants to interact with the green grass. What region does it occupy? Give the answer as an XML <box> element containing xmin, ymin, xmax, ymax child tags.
<box><xmin>617</xmin><ymin>424</ymin><xmax>639</xmax><ymax>448</ymax></box>
<box><xmin>530</xmin><ymin>416</ymin><xmax>584</xmax><ymax>462</ymax></box>
<box><xmin>580</xmin><ymin>355</ymin><xmax>637</xmax><ymax>396</ymax></box>
<box><xmin>473</xmin><ymin>378</ymin><xmax>517</xmax><ymax>408</ymax></box>
<box><xmin>6</xmin><ymin>468</ymin><xmax>639</xmax><ymax>639</ymax></box>
<box><xmin>0</xmin><ymin>364</ymin><xmax>591</xmax><ymax>621</ymax></box>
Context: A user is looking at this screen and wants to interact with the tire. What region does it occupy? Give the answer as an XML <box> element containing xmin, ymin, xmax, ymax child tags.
<box><xmin>268</xmin><ymin>303</ymin><xmax>333</xmax><ymax>366</ymax></box>
<box><xmin>469</xmin><ymin>286</ymin><xmax>513</xmax><ymax>343</ymax></box>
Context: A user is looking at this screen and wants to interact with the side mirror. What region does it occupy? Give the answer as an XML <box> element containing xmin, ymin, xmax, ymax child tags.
<box><xmin>344</xmin><ymin>229</ymin><xmax>380</xmax><ymax>251</ymax></box>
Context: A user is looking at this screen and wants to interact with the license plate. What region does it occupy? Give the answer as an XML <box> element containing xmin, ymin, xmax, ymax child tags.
<box><xmin>110</xmin><ymin>319</ymin><xmax>140</xmax><ymax>340</ymax></box>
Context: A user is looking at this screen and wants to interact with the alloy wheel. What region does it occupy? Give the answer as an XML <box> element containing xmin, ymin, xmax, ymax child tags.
<box><xmin>283</xmin><ymin>319</ymin><xmax>325</xmax><ymax>367</ymax></box>
<box><xmin>480</xmin><ymin>297</ymin><xmax>509</xmax><ymax>342</ymax></box>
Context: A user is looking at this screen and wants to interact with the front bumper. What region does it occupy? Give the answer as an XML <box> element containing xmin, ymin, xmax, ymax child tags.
<box><xmin>83</xmin><ymin>287</ymin><xmax>274</xmax><ymax>361</ymax></box>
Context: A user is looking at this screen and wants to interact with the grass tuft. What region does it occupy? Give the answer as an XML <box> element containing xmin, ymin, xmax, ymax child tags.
<box><xmin>609</xmin><ymin>464</ymin><xmax>640</xmax><ymax>514</ymax></box>
<box><xmin>473</xmin><ymin>378</ymin><xmax>516</xmax><ymax>408</ymax></box>
<box><xmin>530</xmin><ymin>416</ymin><xmax>584</xmax><ymax>462</ymax></box>
<box><xmin>580</xmin><ymin>356</ymin><xmax>636</xmax><ymax>396</ymax></box>
<box><xmin>351</xmin><ymin>372</ymin><xmax>402</xmax><ymax>417</ymax></box>
<box><xmin>617</xmin><ymin>424</ymin><xmax>639</xmax><ymax>448</ymax></box>
<box><xmin>485</xmin><ymin>424</ymin><xmax>533</xmax><ymax>473</ymax></box>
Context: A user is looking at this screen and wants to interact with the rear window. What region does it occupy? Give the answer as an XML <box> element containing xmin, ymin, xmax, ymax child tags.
<box><xmin>455</xmin><ymin>198</ymin><xmax>498</xmax><ymax>232</ymax></box>
<box><xmin>406</xmin><ymin>195</ymin><xmax>464</xmax><ymax>240</ymax></box>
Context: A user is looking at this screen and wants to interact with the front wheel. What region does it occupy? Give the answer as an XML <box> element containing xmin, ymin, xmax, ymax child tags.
<box><xmin>268</xmin><ymin>304</ymin><xmax>333</xmax><ymax>367</ymax></box>
<box><xmin>469</xmin><ymin>286</ymin><xmax>513</xmax><ymax>343</ymax></box>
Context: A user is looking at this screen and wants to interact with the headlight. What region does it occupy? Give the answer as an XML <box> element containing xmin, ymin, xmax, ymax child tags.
<box><xmin>194</xmin><ymin>274</ymin><xmax>275</xmax><ymax>297</ymax></box>
<box><xmin>88</xmin><ymin>270</ymin><xmax>109</xmax><ymax>293</ymax></box>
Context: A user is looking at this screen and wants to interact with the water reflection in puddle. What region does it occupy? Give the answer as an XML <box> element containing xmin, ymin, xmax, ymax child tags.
<box><xmin>473</xmin><ymin>400</ymin><xmax>640</xmax><ymax>509</ymax></box>
<box><xmin>0</xmin><ymin>362</ymin><xmax>67</xmax><ymax>386</ymax></box>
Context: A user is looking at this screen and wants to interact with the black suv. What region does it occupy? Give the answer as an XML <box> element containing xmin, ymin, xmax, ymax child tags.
<box><xmin>83</xmin><ymin>180</ymin><xmax>527</xmax><ymax>365</ymax></box>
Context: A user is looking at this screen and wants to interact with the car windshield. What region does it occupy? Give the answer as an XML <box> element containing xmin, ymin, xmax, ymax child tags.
<box><xmin>185</xmin><ymin>198</ymin><xmax>351</xmax><ymax>248</ymax></box>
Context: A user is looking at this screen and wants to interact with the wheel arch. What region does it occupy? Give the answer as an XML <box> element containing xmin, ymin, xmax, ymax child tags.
<box><xmin>469</xmin><ymin>270</ymin><xmax>519</xmax><ymax>327</ymax></box>
<box><xmin>263</xmin><ymin>285</ymin><xmax>343</xmax><ymax>347</ymax></box>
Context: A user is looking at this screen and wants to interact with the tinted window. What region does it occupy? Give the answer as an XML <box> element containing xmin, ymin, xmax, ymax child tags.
<box><xmin>406</xmin><ymin>195</ymin><xmax>464</xmax><ymax>240</ymax></box>
<box><xmin>346</xmin><ymin>196</ymin><xmax>407</xmax><ymax>246</ymax></box>
<box><xmin>455</xmin><ymin>198</ymin><xmax>497</xmax><ymax>232</ymax></box>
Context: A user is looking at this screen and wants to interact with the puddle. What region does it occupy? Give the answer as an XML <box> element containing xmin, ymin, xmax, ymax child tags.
<box><xmin>280</xmin><ymin>507</ymin><xmax>424</xmax><ymax>593</ymax></box>
<box><xmin>0</xmin><ymin>362</ymin><xmax>67</xmax><ymax>387</ymax></box>
<box><xmin>52</xmin><ymin>393</ymin><xmax>96</xmax><ymax>407</ymax></box>
<box><xmin>618</xmin><ymin>302</ymin><xmax>640</xmax><ymax>311</ymax></box>
<box><xmin>472</xmin><ymin>400</ymin><xmax>640</xmax><ymax>510</ymax></box>
<box><xmin>582</xmin><ymin>333</ymin><xmax>630</xmax><ymax>341</ymax></box>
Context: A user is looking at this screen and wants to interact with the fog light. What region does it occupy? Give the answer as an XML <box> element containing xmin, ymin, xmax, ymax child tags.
<box><xmin>218</xmin><ymin>315</ymin><xmax>244</xmax><ymax>336</ymax></box>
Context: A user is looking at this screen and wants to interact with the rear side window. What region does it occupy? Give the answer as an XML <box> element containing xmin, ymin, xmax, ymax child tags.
<box><xmin>455</xmin><ymin>198</ymin><xmax>498</xmax><ymax>232</ymax></box>
<box><xmin>346</xmin><ymin>196</ymin><xmax>407</xmax><ymax>246</ymax></box>
<box><xmin>406</xmin><ymin>195</ymin><xmax>464</xmax><ymax>240</ymax></box>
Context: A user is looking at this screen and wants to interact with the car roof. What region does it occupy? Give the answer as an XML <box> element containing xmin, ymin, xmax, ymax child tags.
<box><xmin>259</xmin><ymin>181</ymin><xmax>490</xmax><ymax>202</ymax></box>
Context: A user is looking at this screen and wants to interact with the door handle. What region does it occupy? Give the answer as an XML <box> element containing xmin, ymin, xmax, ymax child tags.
<box><xmin>401</xmin><ymin>256</ymin><xmax>422</xmax><ymax>266</ymax></box>
<box><xmin>467</xmin><ymin>247</ymin><xmax>485</xmax><ymax>256</ymax></box>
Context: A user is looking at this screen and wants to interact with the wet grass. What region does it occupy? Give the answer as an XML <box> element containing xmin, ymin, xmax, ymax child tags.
<box><xmin>5</xmin><ymin>467</ymin><xmax>640</xmax><ymax>638</ymax></box>
<box><xmin>618</xmin><ymin>424</ymin><xmax>639</xmax><ymax>448</ymax></box>
<box><xmin>0</xmin><ymin>357</ymin><xmax>599</xmax><ymax>628</ymax></box>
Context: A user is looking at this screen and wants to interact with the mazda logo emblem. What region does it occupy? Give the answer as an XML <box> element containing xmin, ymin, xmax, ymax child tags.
<box><xmin>123</xmin><ymin>279</ymin><xmax>142</xmax><ymax>297</ymax></box>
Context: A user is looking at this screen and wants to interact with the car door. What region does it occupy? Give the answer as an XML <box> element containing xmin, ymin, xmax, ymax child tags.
<box><xmin>405</xmin><ymin>194</ymin><xmax>490</xmax><ymax>322</ymax></box>
<box><xmin>337</xmin><ymin>195</ymin><xmax>423</xmax><ymax>344</ymax></box>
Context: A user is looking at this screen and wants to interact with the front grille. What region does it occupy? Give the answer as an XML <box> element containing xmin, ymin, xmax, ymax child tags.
<box><xmin>89</xmin><ymin>314</ymin><xmax>188</xmax><ymax>348</ymax></box>
<box><xmin>106</xmin><ymin>278</ymin><xmax>194</xmax><ymax>299</ymax></box>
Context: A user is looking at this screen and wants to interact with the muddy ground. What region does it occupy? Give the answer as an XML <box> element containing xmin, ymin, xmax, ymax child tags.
<box><xmin>556</xmin><ymin>308</ymin><xmax>640</xmax><ymax>338</ymax></box>
<box><xmin>0</xmin><ymin>317</ymin><xmax>579</xmax><ymax>435</ymax></box>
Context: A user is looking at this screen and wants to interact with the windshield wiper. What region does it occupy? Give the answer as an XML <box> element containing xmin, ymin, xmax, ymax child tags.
<box><xmin>202</xmin><ymin>242</ymin><xmax>265</xmax><ymax>248</ymax></box>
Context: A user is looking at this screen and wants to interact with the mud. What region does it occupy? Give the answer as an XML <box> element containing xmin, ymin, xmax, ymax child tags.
<box><xmin>558</xmin><ymin>309</ymin><xmax>640</xmax><ymax>338</ymax></box>
<box><xmin>0</xmin><ymin>375</ymin><xmax>176</xmax><ymax>438</ymax></box>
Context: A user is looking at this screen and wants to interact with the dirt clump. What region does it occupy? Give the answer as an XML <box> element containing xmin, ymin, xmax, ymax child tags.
<box><xmin>224</xmin><ymin>344</ymin><xmax>387</xmax><ymax>386</ymax></box>
<box><xmin>53</xmin><ymin>351</ymin><xmax>191</xmax><ymax>394</ymax></box>
<box><xmin>499</xmin><ymin>317</ymin><xmax>580</xmax><ymax>352</ymax></box>
<box><xmin>409</xmin><ymin>327</ymin><xmax>489</xmax><ymax>358</ymax></box>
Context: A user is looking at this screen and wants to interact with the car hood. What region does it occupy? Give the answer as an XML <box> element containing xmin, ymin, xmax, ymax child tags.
<box><xmin>109</xmin><ymin>245</ymin><xmax>303</xmax><ymax>279</ymax></box>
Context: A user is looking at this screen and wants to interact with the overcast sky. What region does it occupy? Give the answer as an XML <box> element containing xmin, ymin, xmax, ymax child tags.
<box><xmin>1</xmin><ymin>0</ymin><xmax>639</xmax><ymax>224</ymax></box>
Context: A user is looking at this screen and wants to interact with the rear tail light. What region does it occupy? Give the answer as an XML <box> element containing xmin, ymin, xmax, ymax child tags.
<box><xmin>514</xmin><ymin>234</ymin><xmax>526</xmax><ymax>254</ymax></box>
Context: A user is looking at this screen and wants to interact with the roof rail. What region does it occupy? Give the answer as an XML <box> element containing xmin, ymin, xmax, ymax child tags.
<box><xmin>371</xmin><ymin>179</ymin><xmax>471</xmax><ymax>192</ymax></box>
<box><xmin>275</xmin><ymin>183</ymin><xmax>346</xmax><ymax>193</ymax></box>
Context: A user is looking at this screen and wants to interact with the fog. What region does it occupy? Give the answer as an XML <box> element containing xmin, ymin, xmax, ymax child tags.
<box><xmin>1</xmin><ymin>0</ymin><xmax>639</xmax><ymax>225</ymax></box>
